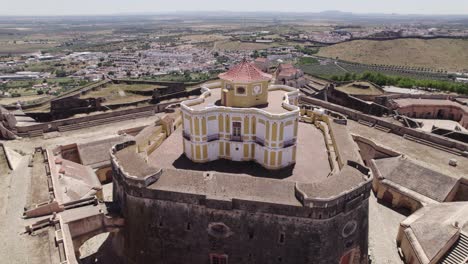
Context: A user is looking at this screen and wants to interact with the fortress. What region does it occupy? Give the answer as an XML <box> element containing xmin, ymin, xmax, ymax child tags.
<box><xmin>8</xmin><ymin>60</ymin><xmax>468</xmax><ymax>264</ymax></box>
<box><xmin>111</xmin><ymin>61</ymin><xmax>372</xmax><ymax>264</ymax></box>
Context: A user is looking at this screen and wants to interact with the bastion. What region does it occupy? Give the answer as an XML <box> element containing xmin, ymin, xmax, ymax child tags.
<box><xmin>110</xmin><ymin>61</ymin><xmax>373</xmax><ymax>264</ymax></box>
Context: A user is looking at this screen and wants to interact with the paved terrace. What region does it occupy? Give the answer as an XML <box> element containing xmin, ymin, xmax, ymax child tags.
<box><xmin>147</xmin><ymin>123</ymin><xmax>331</xmax><ymax>183</ymax></box>
<box><xmin>112</xmin><ymin>115</ymin><xmax>373</xmax><ymax>207</ymax></box>
<box><xmin>190</xmin><ymin>87</ymin><xmax>293</xmax><ymax>114</ymax></box>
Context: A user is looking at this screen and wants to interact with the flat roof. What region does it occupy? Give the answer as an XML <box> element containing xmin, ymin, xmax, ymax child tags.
<box><xmin>190</xmin><ymin>87</ymin><xmax>293</xmax><ymax>114</ymax></box>
<box><xmin>374</xmin><ymin>156</ymin><xmax>458</xmax><ymax>202</ymax></box>
<box><xmin>394</xmin><ymin>98</ymin><xmax>468</xmax><ymax>112</ymax></box>
<box><xmin>347</xmin><ymin>120</ymin><xmax>468</xmax><ymax>179</ymax></box>
<box><xmin>147</xmin><ymin>123</ymin><xmax>331</xmax><ymax>183</ymax></box>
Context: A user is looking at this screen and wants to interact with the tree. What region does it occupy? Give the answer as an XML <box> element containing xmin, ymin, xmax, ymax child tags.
<box><xmin>55</xmin><ymin>69</ymin><xmax>67</xmax><ymax>77</ymax></box>
<box><xmin>251</xmin><ymin>50</ymin><xmax>260</xmax><ymax>59</ymax></box>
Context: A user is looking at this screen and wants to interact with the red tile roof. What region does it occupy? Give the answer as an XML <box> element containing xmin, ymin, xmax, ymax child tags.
<box><xmin>219</xmin><ymin>59</ymin><xmax>272</xmax><ymax>83</ymax></box>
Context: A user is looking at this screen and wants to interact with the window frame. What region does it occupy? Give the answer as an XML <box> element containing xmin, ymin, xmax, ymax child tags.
<box><xmin>234</xmin><ymin>85</ymin><xmax>247</xmax><ymax>96</ymax></box>
<box><xmin>210</xmin><ymin>253</ymin><xmax>228</xmax><ymax>264</ymax></box>
<box><xmin>232</xmin><ymin>121</ymin><xmax>242</xmax><ymax>137</ymax></box>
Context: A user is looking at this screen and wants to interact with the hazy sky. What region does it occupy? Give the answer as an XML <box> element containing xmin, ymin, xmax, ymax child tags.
<box><xmin>1</xmin><ymin>0</ymin><xmax>468</xmax><ymax>16</ymax></box>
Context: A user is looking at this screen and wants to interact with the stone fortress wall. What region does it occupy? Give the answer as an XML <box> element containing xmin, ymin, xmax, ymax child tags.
<box><xmin>376</xmin><ymin>93</ymin><xmax>468</xmax><ymax>129</ymax></box>
<box><xmin>300</xmin><ymin>96</ymin><xmax>468</xmax><ymax>153</ymax></box>
<box><xmin>110</xmin><ymin>101</ymin><xmax>373</xmax><ymax>264</ymax></box>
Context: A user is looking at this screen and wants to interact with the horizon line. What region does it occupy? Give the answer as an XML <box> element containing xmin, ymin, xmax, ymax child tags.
<box><xmin>1</xmin><ymin>10</ymin><xmax>468</xmax><ymax>17</ymax></box>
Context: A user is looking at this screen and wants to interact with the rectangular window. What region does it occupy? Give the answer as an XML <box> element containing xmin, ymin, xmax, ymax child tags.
<box><xmin>210</xmin><ymin>254</ymin><xmax>228</xmax><ymax>264</ymax></box>
<box><xmin>232</xmin><ymin>122</ymin><xmax>242</xmax><ymax>137</ymax></box>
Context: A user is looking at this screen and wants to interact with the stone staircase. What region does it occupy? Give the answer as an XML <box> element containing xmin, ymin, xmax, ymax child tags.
<box><xmin>57</xmin><ymin>111</ymin><xmax>154</xmax><ymax>132</ymax></box>
<box><xmin>440</xmin><ymin>232</ymin><xmax>468</xmax><ymax>264</ymax></box>
<box><xmin>403</xmin><ymin>134</ymin><xmax>463</xmax><ymax>156</ymax></box>
<box><xmin>300</xmin><ymin>85</ymin><xmax>318</xmax><ymax>96</ymax></box>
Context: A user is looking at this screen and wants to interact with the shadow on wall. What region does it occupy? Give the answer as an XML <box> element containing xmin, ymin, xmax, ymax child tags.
<box><xmin>172</xmin><ymin>154</ymin><xmax>295</xmax><ymax>179</ymax></box>
<box><xmin>79</xmin><ymin>232</ymin><xmax>124</xmax><ymax>264</ymax></box>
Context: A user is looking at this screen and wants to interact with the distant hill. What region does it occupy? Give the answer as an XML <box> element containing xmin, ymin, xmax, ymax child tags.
<box><xmin>318</xmin><ymin>38</ymin><xmax>468</xmax><ymax>72</ymax></box>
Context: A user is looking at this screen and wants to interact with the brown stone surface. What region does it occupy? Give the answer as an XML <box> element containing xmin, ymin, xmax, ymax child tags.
<box><xmin>114</xmin><ymin>147</ymin><xmax>159</xmax><ymax>178</ymax></box>
<box><xmin>347</xmin><ymin>120</ymin><xmax>468</xmax><ymax>179</ymax></box>
<box><xmin>152</xmin><ymin>169</ymin><xmax>301</xmax><ymax>206</ymax></box>
<box><xmin>402</xmin><ymin>202</ymin><xmax>468</xmax><ymax>262</ymax></box>
<box><xmin>77</xmin><ymin>135</ymin><xmax>130</xmax><ymax>168</ymax></box>
<box><xmin>374</xmin><ymin>156</ymin><xmax>459</xmax><ymax>202</ymax></box>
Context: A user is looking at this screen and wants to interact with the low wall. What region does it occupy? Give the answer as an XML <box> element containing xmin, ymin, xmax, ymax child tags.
<box><xmin>13</xmin><ymin>95</ymin><xmax>186</xmax><ymax>137</ymax></box>
<box><xmin>300</xmin><ymin>96</ymin><xmax>468</xmax><ymax>152</ymax></box>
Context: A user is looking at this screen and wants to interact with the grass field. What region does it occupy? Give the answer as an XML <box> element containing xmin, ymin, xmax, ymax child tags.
<box><xmin>335</xmin><ymin>82</ymin><xmax>384</xmax><ymax>96</ymax></box>
<box><xmin>0</xmin><ymin>95</ymin><xmax>50</xmax><ymax>105</ymax></box>
<box><xmin>0</xmin><ymin>42</ymin><xmax>57</xmax><ymax>55</ymax></box>
<box><xmin>318</xmin><ymin>38</ymin><xmax>468</xmax><ymax>72</ymax></box>
<box><xmin>80</xmin><ymin>84</ymin><xmax>155</xmax><ymax>105</ymax></box>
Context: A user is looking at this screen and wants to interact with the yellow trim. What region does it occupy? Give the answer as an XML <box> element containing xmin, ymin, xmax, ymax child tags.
<box><xmin>264</xmin><ymin>149</ymin><xmax>268</xmax><ymax>164</ymax></box>
<box><xmin>208</xmin><ymin>116</ymin><xmax>216</xmax><ymax>121</ymax></box>
<box><xmin>259</xmin><ymin>119</ymin><xmax>265</xmax><ymax>125</ymax></box>
<box><xmin>279</xmin><ymin>123</ymin><xmax>284</xmax><ymax>141</ymax></box>
<box><xmin>285</xmin><ymin>120</ymin><xmax>293</xmax><ymax>126</ymax></box>
<box><xmin>244</xmin><ymin>116</ymin><xmax>249</xmax><ymax>135</ymax></box>
<box><xmin>201</xmin><ymin>117</ymin><xmax>207</xmax><ymax>136</ymax></box>
<box><xmin>194</xmin><ymin>117</ymin><xmax>200</xmax><ymax>136</ymax></box>
<box><xmin>272</xmin><ymin>122</ymin><xmax>277</xmax><ymax>141</ymax></box>
<box><xmin>203</xmin><ymin>145</ymin><xmax>208</xmax><ymax>159</ymax></box>
<box><xmin>219</xmin><ymin>141</ymin><xmax>224</xmax><ymax>156</ymax></box>
<box><xmin>244</xmin><ymin>143</ymin><xmax>249</xmax><ymax>158</ymax></box>
<box><xmin>251</xmin><ymin>144</ymin><xmax>255</xmax><ymax>158</ymax></box>
<box><xmin>270</xmin><ymin>151</ymin><xmax>276</xmax><ymax>166</ymax></box>
<box><xmin>195</xmin><ymin>145</ymin><xmax>201</xmax><ymax>160</ymax></box>
<box><xmin>232</xmin><ymin>116</ymin><xmax>242</xmax><ymax>121</ymax></box>
<box><xmin>218</xmin><ymin>114</ymin><xmax>224</xmax><ymax>133</ymax></box>
<box><xmin>226</xmin><ymin>115</ymin><xmax>231</xmax><ymax>134</ymax></box>
<box><xmin>278</xmin><ymin>151</ymin><xmax>282</xmax><ymax>166</ymax></box>
<box><xmin>191</xmin><ymin>144</ymin><xmax>194</xmax><ymax>159</ymax></box>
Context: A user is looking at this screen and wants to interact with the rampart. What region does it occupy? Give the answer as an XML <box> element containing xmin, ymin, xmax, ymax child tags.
<box><xmin>300</xmin><ymin>96</ymin><xmax>468</xmax><ymax>153</ymax></box>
